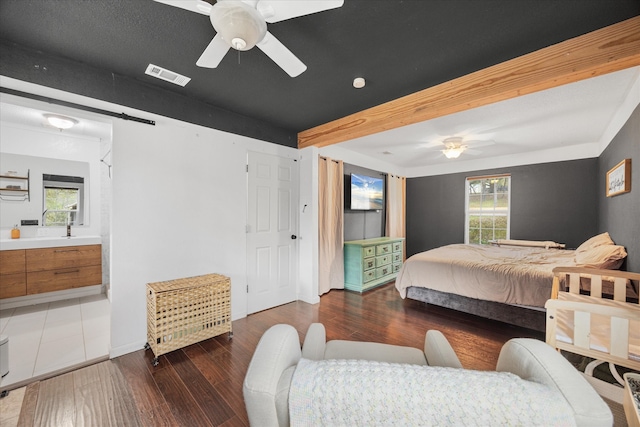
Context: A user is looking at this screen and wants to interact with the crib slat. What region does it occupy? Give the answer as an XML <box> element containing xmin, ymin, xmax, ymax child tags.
<box><xmin>590</xmin><ymin>275</ymin><xmax>602</xmax><ymax>298</ymax></box>
<box><xmin>545</xmin><ymin>306</ymin><xmax>558</xmax><ymax>348</ymax></box>
<box><xmin>573</xmin><ymin>311</ymin><xmax>590</xmax><ymax>349</ymax></box>
<box><xmin>610</xmin><ymin>317</ymin><xmax>629</xmax><ymax>359</ymax></box>
<box><xmin>613</xmin><ymin>278</ymin><xmax>626</xmax><ymax>302</ymax></box>
<box><xmin>569</xmin><ymin>273</ymin><xmax>580</xmax><ymax>295</ymax></box>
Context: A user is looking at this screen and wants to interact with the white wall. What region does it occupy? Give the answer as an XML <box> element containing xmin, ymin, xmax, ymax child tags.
<box><xmin>297</xmin><ymin>146</ymin><xmax>319</xmax><ymax>304</ymax></box>
<box><xmin>0</xmin><ymin>123</ymin><xmax>101</xmax><ymax>238</ymax></box>
<box><xmin>109</xmin><ymin>113</ymin><xmax>299</xmax><ymax>357</ymax></box>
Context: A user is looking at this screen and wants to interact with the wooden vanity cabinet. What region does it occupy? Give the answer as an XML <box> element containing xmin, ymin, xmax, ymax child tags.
<box><xmin>26</xmin><ymin>244</ymin><xmax>102</xmax><ymax>294</ymax></box>
<box><xmin>0</xmin><ymin>249</ymin><xmax>27</xmax><ymax>298</ymax></box>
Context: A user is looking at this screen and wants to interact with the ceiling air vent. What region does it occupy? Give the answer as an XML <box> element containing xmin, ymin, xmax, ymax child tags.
<box><xmin>145</xmin><ymin>64</ymin><xmax>191</xmax><ymax>87</ymax></box>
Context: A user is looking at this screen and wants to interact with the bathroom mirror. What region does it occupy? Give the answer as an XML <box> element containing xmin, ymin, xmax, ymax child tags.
<box><xmin>0</xmin><ymin>153</ymin><xmax>90</xmax><ymax>229</ymax></box>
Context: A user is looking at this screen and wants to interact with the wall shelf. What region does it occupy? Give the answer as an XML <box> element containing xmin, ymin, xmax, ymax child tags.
<box><xmin>0</xmin><ymin>170</ymin><xmax>30</xmax><ymax>201</ymax></box>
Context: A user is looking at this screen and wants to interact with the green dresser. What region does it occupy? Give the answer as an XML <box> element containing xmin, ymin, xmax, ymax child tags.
<box><xmin>344</xmin><ymin>237</ymin><xmax>404</xmax><ymax>292</ymax></box>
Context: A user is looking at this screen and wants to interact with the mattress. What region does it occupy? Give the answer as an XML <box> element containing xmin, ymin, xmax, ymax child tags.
<box><xmin>395</xmin><ymin>244</ymin><xmax>577</xmax><ymax>308</ymax></box>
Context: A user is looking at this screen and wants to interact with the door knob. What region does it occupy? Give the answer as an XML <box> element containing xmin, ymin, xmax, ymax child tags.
<box><xmin>291</xmin><ymin>235</ymin><xmax>297</xmax><ymax>239</ymax></box>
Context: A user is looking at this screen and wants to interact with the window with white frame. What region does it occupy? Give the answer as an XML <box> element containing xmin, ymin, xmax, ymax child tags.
<box><xmin>465</xmin><ymin>174</ymin><xmax>510</xmax><ymax>244</ymax></box>
<box><xmin>42</xmin><ymin>174</ymin><xmax>85</xmax><ymax>226</ymax></box>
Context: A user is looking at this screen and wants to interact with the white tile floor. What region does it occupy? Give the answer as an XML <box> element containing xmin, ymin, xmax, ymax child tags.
<box><xmin>0</xmin><ymin>294</ymin><xmax>110</xmax><ymax>389</ymax></box>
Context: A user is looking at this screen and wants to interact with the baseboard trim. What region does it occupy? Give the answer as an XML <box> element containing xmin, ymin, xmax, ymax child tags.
<box><xmin>0</xmin><ymin>285</ymin><xmax>103</xmax><ymax>310</ymax></box>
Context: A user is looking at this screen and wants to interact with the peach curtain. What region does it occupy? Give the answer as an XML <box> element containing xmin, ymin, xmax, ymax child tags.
<box><xmin>318</xmin><ymin>156</ymin><xmax>344</xmax><ymax>295</ymax></box>
<box><xmin>386</xmin><ymin>174</ymin><xmax>406</xmax><ymax>259</ymax></box>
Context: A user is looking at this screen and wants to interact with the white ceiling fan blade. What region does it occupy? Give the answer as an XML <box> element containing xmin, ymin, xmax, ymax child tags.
<box><xmin>257</xmin><ymin>31</ymin><xmax>307</xmax><ymax>77</ymax></box>
<box><xmin>257</xmin><ymin>0</ymin><xmax>344</xmax><ymax>23</ymax></box>
<box><xmin>465</xmin><ymin>149</ymin><xmax>482</xmax><ymax>156</ymax></box>
<box><xmin>196</xmin><ymin>34</ymin><xmax>230</xmax><ymax>68</ymax></box>
<box><xmin>466</xmin><ymin>139</ymin><xmax>495</xmax><ymax>148</ymax></box>
<box><xmin>422</xmin><ymin>140</ymin><xmax>445</xmax><ymax>149</ymax></box>
<box><xmin>153</xmin><ymin>0</ymin><xmax>212</xmax><ymax>15</ymax></box>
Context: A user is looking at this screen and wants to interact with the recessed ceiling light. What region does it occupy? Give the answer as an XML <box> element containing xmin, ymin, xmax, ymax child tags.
<box><xmin>353</xmin><ymin>77</ymin><xmax>365</xmax><ymax>89</ymax></box>
<box><xmin>44</xmin><ymin>114</ymin><xmax>78</xmax><ymax>130</ymax></box>
<box><xmin>382</xmin><ymin>151</ymin><xmax>393</xmax><ymax>155</ymax></box>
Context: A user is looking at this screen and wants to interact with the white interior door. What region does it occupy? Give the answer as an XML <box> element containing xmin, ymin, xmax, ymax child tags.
<box><xmin>247</xmin><ymin>151</ymin><xmax>299</xmax><ymax>314</ymax></box>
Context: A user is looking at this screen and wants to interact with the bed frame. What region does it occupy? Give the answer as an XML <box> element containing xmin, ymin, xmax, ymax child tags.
<box><xmin>545</xmin><ymin>267</ymin><xmax>640</xmax><ymax>383</ymax></box>
<box><xmin>406</xmin><ymin>287</ymin><xmax>546</xmax><ymax>332</ymax></box>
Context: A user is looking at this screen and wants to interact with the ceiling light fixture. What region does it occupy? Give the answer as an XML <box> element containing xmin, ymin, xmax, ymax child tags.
<box><xmin>44</xmin><ymin>114</ymin><xmax>78</xmax><ymax>130</ymax></box>
<box><xmin>211</xmin><ymin>1</ymin><xmax>267</xmax><ymax>51</ymax></box>
<box><xmin>442</xmin><ymin>144</ymin><xmax>467</xmax><ymax>159</ymax></box>
<box><xmin>353</xmin><ymin>77</ymin><xmax>365</xmax><ymax>89</ymax></box>
<box><xmin>440</xmin><ymin>136</ymin><xmax>468</xmax><ymax>159</ymax></box>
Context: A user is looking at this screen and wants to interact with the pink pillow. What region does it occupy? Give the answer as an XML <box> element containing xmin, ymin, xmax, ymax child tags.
<box><xmin>575</xmin><ymin>244</ymin><xmax>627</xmax><ymax>269</ymax></box>
<box><xmin>576</xmin><ymin>232</ymin><xmax>614</xmax><ymax>253</ymax></box>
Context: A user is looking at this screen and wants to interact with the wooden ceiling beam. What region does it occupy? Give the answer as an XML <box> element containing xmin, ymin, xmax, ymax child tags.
<box><xmin>298</xmin><ymin>16</ymin><xmax>640</xmax><ymax>149</ymax></box>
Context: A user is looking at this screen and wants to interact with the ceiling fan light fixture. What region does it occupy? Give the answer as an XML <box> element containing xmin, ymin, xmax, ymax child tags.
<box><xmin>442</xmin><ymin>148</ymin><xmax>462</xmax><ymax>159</ymax></box>
<box><xmin>210</xmin><ymin>1</ymin><xmax>267</xmax><ymax>51</ymax></box>
<box><xmin>442</xmin><ymin>144</ymin><xmax>467</xmax><ymax>159</ymax></box>
<box><xmin>440</xmin><ymin>137</ymin><xmax>467</xmax><ymax>159</ymax></box>
<box><xmin>44</xmin><ymin>114</ymin><xmax>78</xmax><ymax>130</ymax></box>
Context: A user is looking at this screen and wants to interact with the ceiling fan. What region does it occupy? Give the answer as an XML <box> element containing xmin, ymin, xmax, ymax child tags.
<box><xmin>425</xmin><ymin>137</ymin><xmax>495</xmax><ymax>159</ymax></box>
<box><xmin>154</xmin><ymin>0</ymin><xmax>344</xmax><ymax>77</ymax></box>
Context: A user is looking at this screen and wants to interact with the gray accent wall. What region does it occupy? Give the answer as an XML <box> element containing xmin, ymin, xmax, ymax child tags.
<box><xmin>598</xmin><ymin>104</ymin><xmax>640</xmax><ymax>272</ymax></box>
<box><xmin>406</xmin><ymin>159</ymin><xmax>598</xmax><ymax>257</ymax></box>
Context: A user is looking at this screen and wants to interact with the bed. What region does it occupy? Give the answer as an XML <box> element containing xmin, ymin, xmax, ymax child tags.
<box><xmin>395</xmin><ymin>233</ymin><xmax>629</xmax><ymax>331</ymax></box>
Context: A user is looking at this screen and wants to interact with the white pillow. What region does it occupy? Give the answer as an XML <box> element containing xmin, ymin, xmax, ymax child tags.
<box><xmin>575</xmin><ymin>244</ymin><xmax>626</xmax><ymax>269</ymax></box>
<box><xmin>576</xmin><ymin>232</ymin><xmax>614</xmax><ymax>253</ymax></box>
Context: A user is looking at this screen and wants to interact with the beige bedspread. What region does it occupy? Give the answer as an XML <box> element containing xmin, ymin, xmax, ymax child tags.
<box><xmin>395</xmin><ymin>244</ymin><xmax>577</xmax><ymax>307</ymax></box>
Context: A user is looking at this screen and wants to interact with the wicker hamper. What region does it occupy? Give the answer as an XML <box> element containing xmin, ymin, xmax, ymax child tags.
<box><xmin>146</xmin><ymin>273</ymin><xmax>232</xmax><ymax>366</ymax></box>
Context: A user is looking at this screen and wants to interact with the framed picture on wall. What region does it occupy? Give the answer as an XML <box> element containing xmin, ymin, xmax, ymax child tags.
<box><xmin>606</xmin><ymin>158</ymin><xmax>631</xmax><ymax>197</ymax></box>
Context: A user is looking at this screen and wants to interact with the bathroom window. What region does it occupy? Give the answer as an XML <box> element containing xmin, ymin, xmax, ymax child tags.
<box><xmin>42</xmin><ymin>174</ymin><xmax>85</xmax><ymax>226</ymax></box>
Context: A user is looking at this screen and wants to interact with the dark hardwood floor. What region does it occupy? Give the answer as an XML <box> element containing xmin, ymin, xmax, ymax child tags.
<box><xmin>15</xmin><ymin>283</ymin><xmax>544</xmax><ymax>426</ymax></box>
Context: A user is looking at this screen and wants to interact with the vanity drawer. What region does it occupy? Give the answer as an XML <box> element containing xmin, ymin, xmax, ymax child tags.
<box><xmin>0</xmin><ymin>249</ymin><xmax>26</xmax><ymax>275</ymax></box>
<box><xmin>26</xmin><ymin>245</ymin><xmax>102</xmax><ymax>272</ymax></box>
<box><xmin>392</xmin><ymin>241</ymin><xmax>403</xmax><ymax>253</ymax></box>
<box><xmin>393</xmin><ymin>262</ymin><xmax>402</xmax><ymax>273</ymax></box>
<box><xmin>392</xmin><ymin>252</ymin><xmax>402</xmax><ymax>263</ymax></box>
<box><xmin>376</xmin><ymin>254</ymin><xmax>391</xmax><ymax>267</ymax></box>
<box><xmin>362</xmin><ymin>246</ymin><xmax>376</xmax><ymax>258</ymax></box>
<box><xmin>0</xmin><ymin>273</ymin><xmax>26</xmax><ymax>298</ymax></box>
<box><xmin>27</xmin><ymin>265</ymin><xmax>102</xmax><ymax>294</ymax></box>
<box><xmin>375</xmin><ymin>244</ymin><xmax>392</xmax><ymax>255</ymax></box>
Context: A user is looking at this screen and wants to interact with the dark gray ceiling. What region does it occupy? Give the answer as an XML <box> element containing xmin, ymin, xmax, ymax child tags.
<box><xmin>1</xmin><ymin>0</ymin><xmax>638</xmax><ymax>146</ymax></box>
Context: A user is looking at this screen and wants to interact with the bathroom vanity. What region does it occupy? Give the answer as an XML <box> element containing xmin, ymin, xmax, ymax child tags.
<box><xmin>0</xmin><ymin>236</ymin><xmax>102</xmax><ymax>300</ymax></box>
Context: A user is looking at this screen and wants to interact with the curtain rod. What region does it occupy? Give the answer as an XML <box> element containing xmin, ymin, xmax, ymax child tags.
<box><xmin>319</xmin><ymin>156</ymin><xmax>340</xmax><ymax>164</ymax></box>
<box><xmin>466</xmin><ymin>173</ymin><xmax>510</xmax><ymax>181</ymax></box>
<box><xmin>0</xmin><ymin>87</ymin><xmax>156</xmax><ymax>126</ymax></box>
